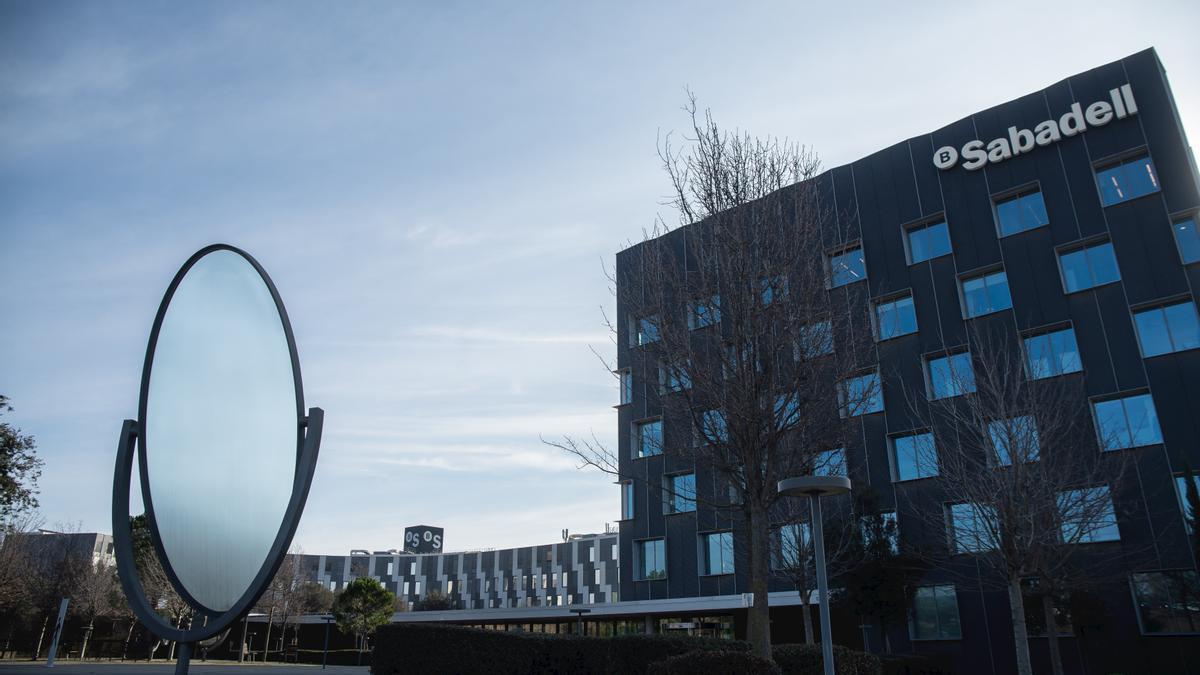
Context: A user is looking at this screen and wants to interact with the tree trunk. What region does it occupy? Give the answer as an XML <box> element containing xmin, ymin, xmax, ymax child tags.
<box><xmin>80</xmin><ymin>617</ymin><xmax>95</xmax><ymax>660</ymax></box>
<box><xmin>1006</xmin><ymin>578</ymin><xmax>1034</xmax><ymax>675</ymax></box>
<box><xmin>746</xmin><ymin>502</ymin><xmax>772</xmax><ymax>659</ymax></box>
<box><xmin>1042</xmin><ymin>593</ymin><xmax>1065</xmax><ymax>675</ymax></box>
<box><xmin>122</xmin><ymin>620</ymin><xmax>136</xmax><ymax>661</ymax></box>
<box><xmin>263</xmin><ymin>606</ymin><xmax>274</xmax><ymax>663</ymax></box>
<box><xmin>800</xmin><ymin>593</ymin><xmax>815</xmax><ymax>644</ymax></box>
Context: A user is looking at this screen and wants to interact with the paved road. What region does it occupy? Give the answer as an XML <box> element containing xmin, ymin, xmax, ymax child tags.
<box><xmin>0</xmin><ymin>662</ymin><xmax>367</xmax><ymax>674</ymax></box>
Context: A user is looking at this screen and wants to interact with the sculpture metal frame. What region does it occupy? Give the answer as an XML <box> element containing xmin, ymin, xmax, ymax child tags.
<box><xmin>111</xmin><ymin>244</ymin><xmax>323</xmax><ymax>670</ymax></box>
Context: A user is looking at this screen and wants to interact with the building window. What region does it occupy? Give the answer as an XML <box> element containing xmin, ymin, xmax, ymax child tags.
<box><xmin>1131</xmin><ymin>571</ymin><xmax>1200</xmax><ymax>634</ymax></box>
<box><xmin>1024</xmin><ymin>327</ymin><xmax>1082</xmax><ymax>379</ymax></box>
<box><xmin>796</xmin><ymin>320</ymin><xmax>834</xmax><ymax>359</ymax></box>
<box><xmin>620</xmin><ymin>482</ymin><xmax>635</xmax><ymax>520</ymax></box>
<box><xmin>612</xmin><ymin>543</ymin><xmax>618</xmax><ymax>561</ymax></box>
<box><xmin>926</xmin><ymin>351</ymin><xmax>975</xmax><ymax>399</ymax></box>
<box><xmin>1175</xmin><ymin>474</ymin><xmax>1200</xmax><ymax>532</ymax></box>
<box><xmin>635</xmin><ymin>539</ymin><xmax>666</xmax><ymax>580</ymax></box>
<box><xmin>839</xmin><ymin>371</ymin><xmax>883</xmax><ymax>417</ymax></box>
<box><xmin>618</xmin><ymin>369</ymin><xmax>633</xmax><ymax>405</ymax></box>
<box><xmin>562</xmin><ymin>572</ymin><xmax>568</xmax><ymax>587</ymax></box>
<box><xmin>542</xmin><ymin>573</ymin><xmax>548</xmax><ymax>588</ymax></box>
<box><xmin>447</xmin><ymin>580</ymin><xmax>455</xmax><ymax>594</ymax></box>
<box><xmin>414</xmin><ymin>581</ymin><xmax>421</xmax><ymax>595</ymax></box>
<box><xmin>410</xmin><ymin>561</ymin><xmax>417</xmax><ymax>575</ymax></box>
<box><xmin>588</xmin><ymin>546</ymin><xmax>596</xmax><ymax>563</ymax></box>
<box><xmin>1021</xmin><ymin>577</ymin><xmax>1073</xmax><ymax>637</ymax></box>
<box><xmin>891</xmin><ymin>432</ymin><xmax>938</xmax><ymax>482</ymax></box>
<box><xmin>761</xmin><ymin>275</ymin><xmax>788</xmax><ymax>305</ymax></box>
<box><xmin>688</xmin><ymin>295</ymin><xmax>721</xmax><ymax>330</ymax></box>
<box><xmin>402</xmin><ymin>581</ymin><xmax>410</xmax><ymax>595</ymax></box>
<box><xmin>698</xmin><ymin>409</ymin><xmax>727</xmax><ymax>444</ymax></box>
<box><xmin>960</xmin><ymin>269</ymin><xmax>1012</xmax><ymax>318</ymax></box>
<box><xmin>589</xmin><ymin>592</ymin><xmax>596</xmax><ymax>604</ymax></box>
<box><xmin>1058</xmin><ymin>486</ymin><xmax>1120</xmax><ymax>543</ymax></box>
<box><xmin>906</xmin><ymin>219</ymin><xmax>952</xmax><ymax>264</ymax></box>
<box><xmin>912</xmin><ymin>585</ymin><xmax>962</xmax><ymax>640</ymax></box>
<box><xmin>1133</xmin><ymin>301</ymin><xmax>1200</xmax><ymax>357</ymax></box>
<box><xmin>633</xmin><ymin>419</ymin><xmax>663</xmax><ymax>458</ymax></box>
<box><xmin>664</xmin><ymin>473</ymin><xmax>696</xmax><ymax>514</ymax></box>
<box><xmin>1174</xmin><ymin>216</ymin><xmax>1200</xmax><ymax>264</ymax></box>
<box><xmin>701</xmin><ymin>532</ymin><xmax>735</xmax><ymax>575</ymax></box>
<box><xmin>1093</xmin><ymin>393</ymin><xmax>1162</xmax><ymax>451</ymax></box>
<box><xmin>813</xmin><ymin>448</ymin><xmax>847</xmax><ymax>477</ymax></box>
<box><xmin>947</xmin><ymin>502</ymin><xmax>996</xmax><ymax>554</ymax></box>
<box><xmin>875</xmin><ymin>294</ymin><xmax>917</xmax><ymax>340</ymax></box>
<box><xmin>659</xmin><ymin>361</ymin><xmax>692</xmax><ymax>393</ymax></box>
<box><xmin>828</xmin><ymin>246</ymin><xmax>867</xmax><ymax>288</ymax></box>
<box><xmin>995</xmin><ymin>189</ymin><xmax>1049</xmax><ymax>237</ymax></box>
<box><xmin>988</xmin><ymin>416</ymin><xmax>1039</xmax><ymax>465</ymax></box>
<box><xmin>1096</xmin><ymin>153</ymin><xmax>1160</xmax><ymax>206</ymax></box>
<box><xmin>594</xmin><ymin>569</ymin><xmax>601</xmax><ymax>584</ymax></box>
<box><xmin>1059</xmin><ymin>241</ymin><xmax>1121</xmax><ymax>293</ymax></box>
<box><xmin>771</xmin><ymin>523</ymin><xmax>810</xmax><ymax>570</ymax></box>
<box><xmin>632</xmin><ymin>315</ymin><xmax>660</xmax><ymax>346</ymax></box>
<box><xmin>774</xmin><ymin>392</ymin><xmax>800</xmax><ymax>428</ymax></box>
<box><xmin>860</xmin><ymin>511</ymin><xmax>899</xmax><ymax>554</ymax></box>
<box><xmin>386</xmin><ymin>561</ymin><xmax>394</xmax><ymax>576</ymax></box>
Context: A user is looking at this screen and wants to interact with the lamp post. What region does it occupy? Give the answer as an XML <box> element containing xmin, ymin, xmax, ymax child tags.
<box><xmin>321</xmin><ymin>615</ymin><xmax>335</xmax><ymax>670</ymax></box>
<box><xmin>779</xmin><ymin>475</ymin><xmax>851</xmax><ymax>675</ymax></box>
<box><xmin>568</xmin><ymin>608</ymin><xmax>592</xmax><ymax>636</ymax></box>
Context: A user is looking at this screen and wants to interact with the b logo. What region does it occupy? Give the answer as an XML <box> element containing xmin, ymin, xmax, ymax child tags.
<box><xmin>933</xmin><ymin>146</ymin><xmax>958</xmax><ymax>169</ymax></box>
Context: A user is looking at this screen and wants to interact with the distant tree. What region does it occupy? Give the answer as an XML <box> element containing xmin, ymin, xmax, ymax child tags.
<box><xmin>412</xmin><ymin>589</ymin><xmax>454</xmax><ymax>612</ymax></box>
<box><xmin>0</xmin><ymin>395</ymin><xmax>43</xmax><ymax>519</ymax></box>
<box><xmin>331</xmin><ymin>577</ymin><xmax>393</xmax><ymax>665</ymax></box>
<box><xmin>296</xmin><ymin>581</ymin><xmax>335</xmax><ymax>615</ymax></box>
<box><xmin>835</xmin><ymin>488</ymin><xmax>926</xmax><ymax>654</ymax></box>
<box><xmin>254</xmin><ymin>549</ymin><xmax>309</xmax><ymax>661</ymax></box>
<box><xmin>127</xmin><ymin>515</ymin><xmax>189</xmax><ymax>660</ymax></box>
<box><xmin>71</xmin><ymin>560</ymin><xmax>122</xmax><ymax>659</ymax></box>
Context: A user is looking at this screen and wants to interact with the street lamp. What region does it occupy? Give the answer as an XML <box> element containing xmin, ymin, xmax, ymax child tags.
<box><xmin>321</xmin><ymin>615</ymin><xmax>335</xmax><ymax>670</ymax></box>
<box><xmin>779</xmin><ymin>475</ymin><xmax>851</xmax><ymax>675</ymax></box>
<box><xmin>568</xmin><ymin>608</ymin><xmax>592</xmax><ymax>636</ymax></box>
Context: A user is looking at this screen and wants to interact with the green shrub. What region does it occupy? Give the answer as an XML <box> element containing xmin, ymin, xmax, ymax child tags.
<box><xmin>773</xmin><ymin>643</ymin><xmax>883</xmax><ymax>675</ymax></box>
<box><xmin>370</xmin><ymin>623</ymin><xmax>750</xmax><ymax>674</ymax></box>
<box><xmin>878</xmin><ymin>653</ymin><xmax>955</xmax><ymax>675</ymax></box>
<box><xmin>649</xmin><ymin>649</ymin><xmax>783</xmax><ymax>674</ymax></box>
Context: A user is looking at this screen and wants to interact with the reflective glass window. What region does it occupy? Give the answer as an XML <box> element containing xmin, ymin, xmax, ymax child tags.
<box><xmin>948</xmin><ymin>502</ymin><xmax>997</xmax><ymax>553</ymax></box>
<box><xmin>840</xmin><ymin>371</ymin><xmax>883</xmax><ymax>416</ymax></box>
<box><xmin>961</xmin><ymin>270</ymin><xmax>1012</xmax><ymax>317</ymax></box>
<box><xmin>1024</xmin><ymin>328</ymin><xmax>1082</xmax><ymax>379</ymax></box>
<box><xmin>688</xmin><ymin>295</ymin><xmax>721</xmax><ymax>329</ymax></box>
<box><xmin>701</xmin><ymin>532</ymin><xmax>735</xmax><ymax>575</ymax></box>
<box><xmin>995</xmin><ymin>190</ymin><xmax>1049</xmax><ymax>236</ymax></box>
<box><xmin>796</xmin><ymin>320</ymin><xmax>834</xmax><ymax>358</ymax></box>
<box><xmin>1096</xmin><ymin>154</ymin><xmax>1160</xmax><ymax>206</ymax></box>
<box><xmin>1132</xmin><ymin>571</ymin><xmax>1200</xmax><ymax>634</ymax></box>
<box><xmin>876</xmin><ymin>294</ymin><xmax>918</xmax><ymax>340</ymax></box>
<box><xmin>634</xmin><ymin>419</ymin><xmax>662</xmax><ymax>458</ymax></box>
<box><xmin>771</xmin><ymin>522</ymin><xmax>810</xmax><ymax>570</ymax></box>
<box><xmin>829</xmin><ymin>247</ymin><xmax>867</xmax><ymax>287</ymax></box>
<box><xmin>912</xmin><ymin>585</ymin><xmax>962</xmax><ymax>640</ymax></box>
<box><xmin>907</xmin><ymin>220</ymin><xmax>952</xmax><ymax>263</ymax></box>
<box><xmin>621</xmin><ymin>482</ymin><xmax>634</xmax><ymax>520</ymax></box>
<box><xmin>1133</xmin><ymin>302</ymin><xmax>1200</xmax><ymax>357</ymax></box>
<box><xmin>814</xmin><ymin>448</ymin><xmax>847</xmax><ymax>477</ymax></box>
<box><xmin>664</xmin><ymin>473</ymin><xmax>696</xmax><ymax>514</ymax></box>
<box><xmin>1093</xmin><ymin>393</ymin><xmax>1162</xmax><ymax>451</ymax></box>
<box><xmin>988</xmin><ymin>415</ymin><xmax>1040</xmax><ymax>465</ymax></box>
<box><xmin>1057</xmin><ymin>486</ymin><xmax>1120</xmax><ymax>543</ymax></box>
<box><xmin>1174</xmin><ymin>217</ymin><xmax>1200</xmax><ymax>264</ymax></box>
<box><xmin>892</xmin><ymin>432</ymin><xmax>938</xmax><ymax>481</ymax></box>
<box><xmin>928</xmin><ymin>352</ymin><xmax>975</xmax><ymax>399</ymax></box>
<box><xmin>635</xmin><ymin>539</ymin><xmax>666</xmax><ymax>580</ymax></box>
<box><xmin>1059</xmin><ymin>242</ymin><xmax>1120</xmax><ymax>293</ymax></box>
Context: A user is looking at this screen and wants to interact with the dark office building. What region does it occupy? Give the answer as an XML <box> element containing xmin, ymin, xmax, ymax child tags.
<box><xmin>615</xmin><ymin>48</ymin><xmax>1200</xmax><ymax>674</ymax></box>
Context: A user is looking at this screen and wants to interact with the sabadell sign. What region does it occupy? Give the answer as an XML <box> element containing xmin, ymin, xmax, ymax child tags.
<box><xmin>933</xmin><ymin>84</ymin><xmax>1138</xmax><ymax>171</ymax></box>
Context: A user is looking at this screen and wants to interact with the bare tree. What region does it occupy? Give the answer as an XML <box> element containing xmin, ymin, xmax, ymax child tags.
<box><xmin>254</xmin><ymin>549</ymin><xmax>309</xmax><ymax>661</ymax></box>
<box><xmin>770</xmin><ymin>490</ymin><xmax>856</xmax><ymax>645</ymax></box>
<box><xmin>899</xmin><ymin>328</ymin><xmax>1137</xmax><ymax>675</ymax></box>
<box><xmin>71</xmin><ymin>559</ymin><xmax>121</xmax><ymax>659</ymax></box>
<box><xmin>547</xmin><ymin>95</ymin><xmax>875</xmax><ymax>658</ymax></box>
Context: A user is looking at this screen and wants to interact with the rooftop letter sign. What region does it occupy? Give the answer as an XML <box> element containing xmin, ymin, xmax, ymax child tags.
<box><xmin>111</xmin><ymin>245</ymin><xmax>322</xmax><ymax>674</ymax></box>
<box><xmin>934</xmin><ymin>85</ymin><xmax>1138</xmax><ymax>171</ymax></box>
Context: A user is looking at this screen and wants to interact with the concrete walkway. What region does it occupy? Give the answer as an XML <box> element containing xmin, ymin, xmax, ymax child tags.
<box><xmin>0</xmin><ymin>662</ymin><xmax>367</xmax><ymax>674</ymax></box>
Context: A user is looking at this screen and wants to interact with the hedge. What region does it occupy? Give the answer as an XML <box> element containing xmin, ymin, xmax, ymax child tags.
<box><xmin>649</xmin><ymin>649</ymin><xmax>783</xmax><ymax>674</ymax></box>
<box><xmin>772</xmin><ymin>643</ymin><xmax>883</xmax><ymax>675</ymax></box>
<box><xmin>370</xmin><ymin>623</ymin><xmax>750</xmax><ymax>674</ymax></box>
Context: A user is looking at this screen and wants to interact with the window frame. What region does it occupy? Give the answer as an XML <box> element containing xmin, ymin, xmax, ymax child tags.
<box><xmin>1057</xmin><ymin>485</ymin><xmax>1121</xmax><ymax>544</ymax></box>
<box><xmin>827</xmin><ymin>243</ymin><xmax>868</xmax><ymax>289</ymax></box>
<box><xmin>992</xmin><ymin>184</ymin><xmax>1049</xmax><ymax>238</ymax></box>
<box><xmin>1094</xmin><ymin>149</ymin><xmax>1161</xmax><ymax>207</ymax></box>
<box><xmin>872</xmin><ymin>291</ymin><xmax>918</xmax><ymax>342</ymax></box>
<box><xmin>616</xmin><ymin>368</ymin><xmax>633</xmax><ymax>406</ymax></box>
<box><xmin>903</xmin><ymin>215</ymin><xmax>953</xmax><ymax>265</ymax></box>
<box><xmin>889</xmin><ymin>430</ymin><xmax>939</xmax><ymax>483</ymax></box>
<box><xmin>924</xmin><ymin>349</ymin><xmax>976</xmax><ymax>400</ymax></box>
<box><xmin>620</xmin><ymin>481</ymin><xmax>635</xmax><ymax>521</ymax></box>
<box><xmin>1021</xmin><ymin>324</ymin><xmax>1083</xmax><ymax>380</ymax></box>
<box><xmin>839</xmin><ymin>370</ymin><xmax>884</xmax><ymax>417</ymax></box>
<box><xmin>631</xmin><ymin>314</ymin><xmax>660</xmax><ymax>347</ymax></box>
<box><xmin>1055</xmin><ymin>238</ymin><xmax>1121</xmax><ymax>294</ymax></box>
<box><xmin>1090</xmin><ymin>391</ymin><xmax>1163</xmax><ymax>452</ymax></box>
<box><xmin>632</xmin><ymin>417</ymin><xmax>664</xmax><ymax>459</ymax></box>
<box><xmin>663</xmin><ymin>472</ymin><xmax>697</xmax><ymax>515</ymax></box>
<box><xmin>699</xmin><ymin>531</ymin><xmax>735</xmax><ymax>576</ymax></box>
<box><xmin>1129</xmin><ymin>569</ymin><xmax>1200</xmax><ymax>636</ymax></box>
<box><xmin>1171</xmin><ymin>212</ymin><xmax>1200</xmax><ymax>265</ymax></box>
<box><xmin>945</xmin><ymin>501</ymin><xmax>998</xmax><ymax>554</ymax></box>
<box><xmin>958</xmin><ymin>266</ymin><xmax>1013</xmax><ymax>319</ymax></box>
<box><xmin>909</xmin><ymin>584</ymin><xmax>963</xmax><ymax>641</ymax></box>
<box><xmin>1130</xmin><ymin>299</ymin><xmax>1200</xmax><ymax>358</ymax></box>
<box><xmin>633</xmin><ymin>537</ymin><xmax>667</xmax><ymax>581</ymax></box>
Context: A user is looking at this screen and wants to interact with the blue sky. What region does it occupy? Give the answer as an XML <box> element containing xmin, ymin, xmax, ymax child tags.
<box><xmin>2</xmin><ymin>1</ymin><xmax>1197</xmax><ymax>556</ymax></box>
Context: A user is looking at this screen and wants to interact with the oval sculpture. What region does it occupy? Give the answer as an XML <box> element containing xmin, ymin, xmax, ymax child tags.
<box><xmin>141</xmin><ymin>248</ymin><xmax>300</xmax><ymax>613</ymax></box>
